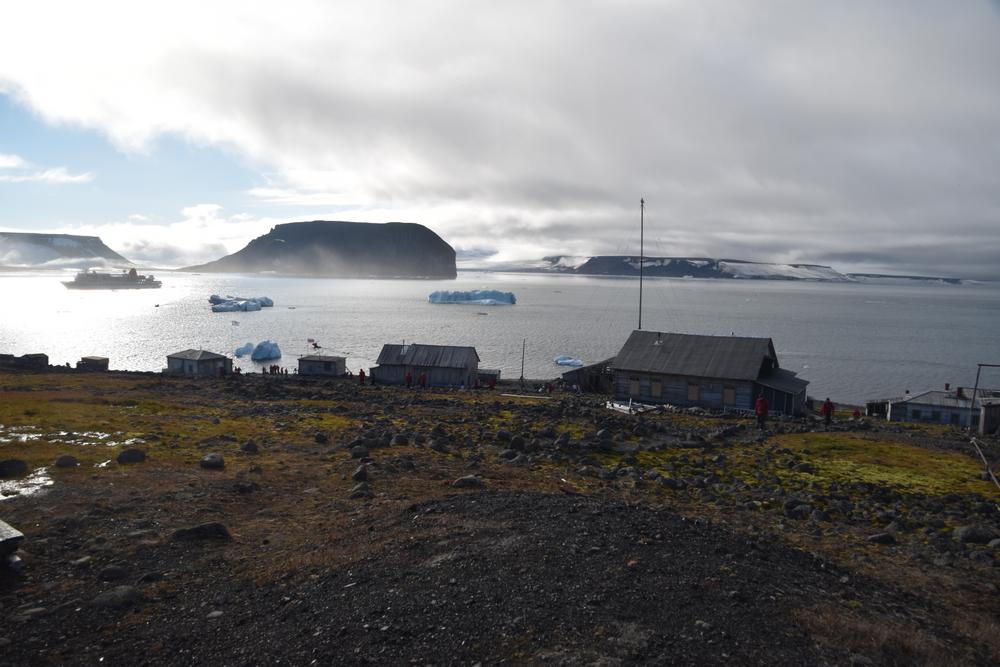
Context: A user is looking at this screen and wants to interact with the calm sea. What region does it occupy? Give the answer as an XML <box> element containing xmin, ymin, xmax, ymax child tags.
<box><xmin>1</xmin><ymin>270</ymin><xmax>998</xmax><ymax>404</ymax></box>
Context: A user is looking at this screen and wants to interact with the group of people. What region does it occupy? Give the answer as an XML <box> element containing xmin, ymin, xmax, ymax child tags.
<box><xmin>754</xmin><ymin>394</ymin><xmax>838</xmax><ymax>431</ymax></box>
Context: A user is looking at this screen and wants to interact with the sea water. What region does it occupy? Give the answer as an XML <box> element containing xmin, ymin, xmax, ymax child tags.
<box><xmin>1</xmin><ymin>270</ymin><xmax>997</xmax><ymax>404</ymax></box>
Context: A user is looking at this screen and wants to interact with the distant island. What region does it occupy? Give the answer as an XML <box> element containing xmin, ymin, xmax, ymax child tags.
<box><xmin>182</xmin><ymin>221</ymin><xmax>456</xmax><ymax>279</ymax></box>
<box><xmin>0</xmin><ymin>232</ymin><xmax>130</xmax><ymax>268</ymax></box>
<box><xmin>495</xmin><ymin>256</ymin><xmax>964</xmax><ymax>284</ymax></box>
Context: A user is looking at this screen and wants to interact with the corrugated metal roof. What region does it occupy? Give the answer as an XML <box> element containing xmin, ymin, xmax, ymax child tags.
<box><xmin>895</xmin><ymin>389</ymin><xmax>999</xmax><ymax>409</ymax></box>
<box><xmin>757</xmin><ymin>367</ymin><xmax>809</xmax><ymax>394</ymax></box>
<box><xmin>167</xmin><ymin>349</ymin><xmax>227</xmax><ymax>361</ymax></box>
<box><xmin>299</xmin><ymin>355</ymin><xmax>345</xmax><ymax>362</ymax></box>
<box><xmin>376</xmin><ymin>343</ymin><xmax>479</xmax><ymax>369</ymax></box>
<box><xmin>612</xmin><ymin>330</ymin><xmax>775</xmax><ymax>381</ymax></box>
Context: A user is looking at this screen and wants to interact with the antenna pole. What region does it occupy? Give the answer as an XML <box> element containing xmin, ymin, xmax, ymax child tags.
<box><xmin>639</xmin><ymin>197</ymin><xmax>644</xmax><ymax>330</ymax></box>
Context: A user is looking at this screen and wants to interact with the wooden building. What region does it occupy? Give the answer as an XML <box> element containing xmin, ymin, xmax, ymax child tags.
<box><xmin>298</xmin><ymin>355</ymin><xmax>346</xmax><ymax>376</ymax></box>
<box><xmin>612</xmin><ymin>330</ymin><xmax>808</xmax><ymax>415</ymax></box>
<box><xmin>561</xmin><ymin>357</ymin><xmax>615</xmax><ymax>393</ymax></box>
<box><xmin>371</xmin><ymin>343</ymin><xmax>479</xmax><ymax>387</ymax></box>
<box><xmin>886</xmin><ymin>386</ymin><xmax>1000</xmax><ymax>430</ymax></box>
<box><xmin>0</xmin><ymin>353</ymin><xmax>49</xmax><ymax>370</ymax></box>
<box><xmin>76</xmin><ymin>356</ymin><xmax>109</xmax><ymax>372</ymax></box>
<box><xmin>165</xmin><ymin>349</ymin><xmax>232</xmax><ymax>377</ymax></box>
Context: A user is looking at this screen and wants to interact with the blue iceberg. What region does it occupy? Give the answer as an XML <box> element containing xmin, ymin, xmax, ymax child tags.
<box><xmin>251</xmin><ymin>340</ymin><xmax>282</xmax><ymax>361</ymax></box>
<box><xmin>234</xmin><ymin>343</ymin><xmax>254</xmax><ymax>358</ymax></box>
<box><xmin>554</xmin><ymin>355</ymin><xmax>584</xmax><ymax>367</ymax></box>
<box><xmin>428</xmin><ymin>290</ymin><xmax>516</xmax><ymax>306</ymax></box>
<box><xmin>209</xmin><ymin>294</ymin><xmax>274</xmax><ymax>311</ymax></box>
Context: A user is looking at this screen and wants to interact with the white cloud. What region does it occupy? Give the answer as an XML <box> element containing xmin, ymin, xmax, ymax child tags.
<box><xmin>1</xmin><ymin>2</ymin><xmax>1000</xmax><ymax>276</ymax></box>
<box><xmin>0</xmin><ymin>166</ymin><xmax>93</xmax><ymax>183</ymax></box>
<box><xmin>0</xmin><ymin>153</ymin><xmax>27</xmax><ymax>169</ymax></box>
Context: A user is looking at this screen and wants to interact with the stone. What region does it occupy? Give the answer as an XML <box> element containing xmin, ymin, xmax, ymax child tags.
<box><xmin>867</xmin><ymin>532</ymin><xmax>896</xmax><ymax>545</ymax></box>
<box><xmin>352</xmin><ymin>464</ymin><xmax>369</xmax><ymax>482</ymax></box>
<box><xmin>349</xmin><ymin>445</ymin><xmax>369</xmax><ymax>459</ymax></box>
<box><xmin>793</xmin><ymin>462</ymin><xmax>815</xmax><ymax>473</ymax></box>
<box><xmin>99</xmin><ymin>564</ymin><xmax>128</xmax><ymax>581</ymax></box>
<box><xmin>171</xmin><ymin>522</ymin><xmax>232</xmax><ymax>542</ymax></box>
<box><xmin>116</xmin><ymin>449</ymin><xmax>146</xmax><ymax>465</ymax></box>
<box><xmin>496</xmin><ymin>429</ymin><xmax>511</xmax><ymax>443</ymax></box>
<box><xmin>349</xmin><ymin>482</ymin><xmax>374</xmax><ymax>499</ymax></box>
<box><xmin>200</xmin><ymin>453</ymin><xmax>225</xmax><ymax>470</ymax></box>
<box><xmin>241</xmin><ymin>440</ymin><xmax>259</xmax><ymax>454</ymax></box>
<box><xmin>596</xmin><ymin>429</ymin><xmax>613</xmax><ymax>443</ymax></box>
<box><xmin>54</xmin><ymin>455</ymin><xmax>79</xmax><ymax>468</ymax></box>
<box><xmin>452</xmin><ymin>475</ymin><xmax>484</xmax><ymax>489</ymax></box>
<box><xmin>954</xmin><ymin>525</ymin><xmax>997</xmax><ymax>544</ymax></box>
<box><xmin>987</xmin><ymin>538</ymin><xmax>1000</xmax><ymax>550</ymax></box>
<box><xmin>498</xmin><ymin>449</ymin><xmax>519</xmax><ymax>461</ymax></box>
<box><xmin>314</xmin><ymin>432</ymin><xmax>329</xmax><ymax>445</ymax></box>
<box><xmin>92</xmin><ymin>585</ymin><xmax>142</xmax><ymax>610</ymax></box>
<box><xmin>509</xmin><ymin>435</ymin><xmax>526</xmax><ymax>451</ymax></box>
<box><xmin>786</xmin><ymin>504</ymin><xmax>812</xmax><ymax>520</ymax></box>
<box><xmin>0</xmin><ymin>459</ymin><xmax>28</xmax><ymax>478</ymax></box>
<box><xmin>429</xmin><ymin>441</ymin><xmax>449</xmax><ymax>454</ymax></box>
<box><xmin>207</xmin><ymin>610</ymin><xmax>224</xmax><ymax>619</ymax></box>
<box><xmin>390</xmin><ymin>434</ymin><xmax>409</xmax><ymax>446</ymax></box>
<box><xmin>233</xmin><ymin>481</ymin><xmax>259</xmax><ymax>494</ymax></box>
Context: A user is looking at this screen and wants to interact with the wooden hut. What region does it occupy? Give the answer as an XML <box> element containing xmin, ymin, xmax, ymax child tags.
<box><xmin>612</xmin><ymin>330</ymin><xmax>808</xmax><ymax>415</ymax></box>
<box><xmin>76</xmin><ymin>356</ymin><xmax>109</xmax><ymax>372</ymax></box>
<box><xmin>298</xmin><ymin>355</ymin><xmax>346</xmax><ymax>376</ymax></box>
<box><xmin>371</xmin><ymin>343</ymin><xmax>479</xmax><ymax>387</ymax></box>
<box><xmin>165</xmin><ymin>349</ymin><xmax>232</xmax><ymax>377</ymax></box>
<box><xmin>561</xmin><ymin>357</ymin><xmax>615</xmax><ymax>393</ymax></box>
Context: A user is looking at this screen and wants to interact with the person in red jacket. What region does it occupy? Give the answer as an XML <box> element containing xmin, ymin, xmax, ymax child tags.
<box><xmin>754</xmin><ymin>393</ymin><xmax>769</xmax><ymax>431</ymax></box>
<box><xmin>820</xmin><ymin>397</ymin><xmax>835</xmax><ymax>426</ymax></box>
<box><xmin>358</xmin><ymin>368</ymin><xmax>366</xmax><ymax>385</ymax></box>
<box><xmin>405</xmin><ymin>371</ymin><xmax>413</xmax><ymax>388</ymax></box>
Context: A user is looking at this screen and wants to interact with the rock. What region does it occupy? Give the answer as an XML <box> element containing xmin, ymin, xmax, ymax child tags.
<box><xmin>352</xmin><ymin>464</ymin><xmax>369</xmax><ymax>482</ymax></box>
<box><xmin>314</xmin><ymin>432</ymin><xmax>329</xmax><ymax>444</ymax></box>
<box><xmin>953</xmin><ymin>525</ymin><xmax>997</xmax><ymax>544</ymax></box>
<box><xmin>793</xmin><ymin>462</ymin><xmax>815</xmax><ymax>474</ymax></box>
<box><xmin>54</xmin><ymin>455</ymin><xmax>79</xmax><ymax>468</ymax></box>
<box><xmin>810</xmin><ymin>509</ymin><xmax>830</xmax><ymax>523</ymax></box>
<box><xmin>429</xmin><ymin>441</ymin><xmax>450</xmax><ymax>454</ymax></box>
<box><xmin>390</xmin><ymin>434</ymin><xmax>409</xmax><ymax>446</ymax></box>
<box><xmin>92</xmin><ymin>585</ymin><xmax>142</xmax><ymax>610</ymax></box>
<box><xmin>200</xmin><ymin>453</ymin><xmax>225</xmax><ymax>470</ymax></box>
<box><xmin>171</xmin><ymin>522</ymin><xmax>232</xmax><ymax>542</ymax></box>
<box><xmin>596</xmin><ymin>429</ymin><xmax>613</xmax><ymax>443</ymax></box>
<box><xmin>116</xmin><ymin>449</ymin><xmax>146</xmax><ymax>465</ymax></box>
<box><xmin>241</xmin><ymin>440</ymin><xmax>259</xmax><ymax>454</ymax></box>
<box><xmin>498</xmin><ymin>449</ymin><xmax>519</xmax><ymax>461</ymax></box>
<box><xmin>98</xmin><ymin>564</ymin><xmax>128</xmax><ymax>581</ymax></box>
<box><xmin>987</xmin><ymin>538</ymin><xmax>1000</xmax><ymax>550</ymax></box>
<box><xmin>867</xmin><ymin>532</ymin><xmax>896</xmax><ymax>545</ymax></box>
<box><xmin>349</xmin><ymin>482</ymin><xmax>374</xmax><ymax>499</ymax></box>
<box><xmin>207</xmin><ymin>610</ymin><xmax>224</xmax><ymax>619</ymax></box>
<box><xmin>496</xmin><ymin>429</ymin><xmax>511</xmax><ymax>443</ymax></box>
<box><xmin>0</xmin><ymin>459</ymin><xmax>28</xmax><ymax>477</ymax></box>
<box><xmin>537</xmin><ymin>426</ymin><xmax>557</xmax><ymax>439</ymax></box>
<box><xmin>349</xmin><ymin>445</ymin><xmax>369</xmax><ymax>459</ymax></box>
<box><xmin>452</xmin><ymin>475</ymin><xmax>484</xmax><ymax>489</ymax></box>
<box><xmin>509</xmin><ymin>435</ymin><xmax>526</xmax><ymax>451</ymax></box>
<box><xmin>786</xmin><ymin>505</ymin><xmax>812</xmax><ymax>520</ymax></box>
<box><xmin>233</xmin><ymin>481</ymin><xmax>259</xmax><ymax>494</ymax></box>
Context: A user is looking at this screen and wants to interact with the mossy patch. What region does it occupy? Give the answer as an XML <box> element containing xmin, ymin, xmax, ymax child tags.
<box><xmin>775</xmin><ymin>433</ymin><xmax>998</xmax><ymax>499</ymax></box>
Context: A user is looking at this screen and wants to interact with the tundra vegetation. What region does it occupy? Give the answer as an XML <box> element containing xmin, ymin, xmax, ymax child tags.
<box><xmin>1</xmin><ymin>371</ymin><xmax>998</xmax><ymax>664</ymax></box>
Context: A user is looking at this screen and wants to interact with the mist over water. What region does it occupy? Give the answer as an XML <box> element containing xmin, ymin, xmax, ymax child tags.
<box><xmin>1</xmin><ymin>271</ymin><xmax>997</xmax><ymax>404</ymax></box>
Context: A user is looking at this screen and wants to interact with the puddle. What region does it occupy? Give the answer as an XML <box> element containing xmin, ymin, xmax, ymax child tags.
<box><xmin>0</xmin><ymin>467</ymin><xmax>54</xmax><ymax>501</ymax></box>
<box><xmin>0</xmin><ymin>425</ymin><xmax>143</xmax><ymax>448</ymax></box>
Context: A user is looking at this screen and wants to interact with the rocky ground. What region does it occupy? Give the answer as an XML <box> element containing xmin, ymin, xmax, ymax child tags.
<box><xmin>1</xmin><ymin>371</ymin><xmax>999</xmax><ymax>665</ymax></box>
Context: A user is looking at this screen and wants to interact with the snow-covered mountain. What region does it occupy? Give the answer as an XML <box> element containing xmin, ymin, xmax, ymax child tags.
<box><xmin>0</xmin><ymin>232</ymin><xmax>131</xmax><ymax>268</ymax></box>
<box><xmin>532</xmin><ymin>256</ymin><xmax>851</xmax><ymax>281</ymax></box>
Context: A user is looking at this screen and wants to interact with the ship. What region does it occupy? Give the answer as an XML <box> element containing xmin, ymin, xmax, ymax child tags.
<box><xmin>62</xmin><ymin>268</ymin><xmax>162</xmax><ymax>290</ymax></box>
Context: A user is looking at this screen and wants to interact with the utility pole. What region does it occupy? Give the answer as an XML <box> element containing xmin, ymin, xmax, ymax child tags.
<box><xmin>519</xmin><ymin>338</ymin><xmax>526</xmax><ymax>388</ymax></box>
<box><xmin>969</xmin><ymin>363</ymin><xmax>1000</xmax><ymax>431</ymax></box>
<box><xmin>638</xmin><ymin>197</ymin><xmax>644</xmax><ymax>330</ymax></box>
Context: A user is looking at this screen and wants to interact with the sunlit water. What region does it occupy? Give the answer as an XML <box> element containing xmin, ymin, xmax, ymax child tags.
<box><xmin>1</xmin><ymin>270</ymin><xmax>998</xmax><ymax>403</ymax></box>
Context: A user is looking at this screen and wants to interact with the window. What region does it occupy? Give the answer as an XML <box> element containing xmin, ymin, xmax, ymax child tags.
<box><xmin>629</xmin><ymin>378</ymin><xmax>640</xmax><ymax>395</ymax></box>
<box><xmin>687</xmin><ymin>383</ymin><xmax>700</xmax><ymax>401</ymax></box>
<box><xmin>723</xmin><ymin>386</ymin><xmax>736</xmax><ymax>405</ymax></box>
<box><xmin>651</xmin><ymin>381</ymin><xmax>662</xmax><ymax>398</ymax></box>
<box><xmin>912</xmin><ymin>409</ymin><xmax>922</xmax><ymax>420</ymax></box>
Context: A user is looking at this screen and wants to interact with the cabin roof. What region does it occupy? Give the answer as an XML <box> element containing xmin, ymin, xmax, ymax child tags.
<box><xmin>298</xmin><ymin>355</ymin><xmax>345</xmax><ymax>363</ymax></box>
<box><xmin>894</xmin><ymin>389</ymin><xmax>999</xmax><ymax>409</ymax></box>
<box><xmin>612</xmin><ymin>330</ymin><xmax>776</xmax><ymax>381</ymax></box>
<box><xmin>757</xmin><ymin>367</ymin><xmax>809</xmax><ymax>394</ymax></box>
<box><xmin>167</xmin><ymin>349</ymin><xmax>228</xmax><ymax>361</ymax></box>
<box><xmin>376</xmin><ymin>343</ymin><xmax>479</xmax><ymax>369</ymax></box>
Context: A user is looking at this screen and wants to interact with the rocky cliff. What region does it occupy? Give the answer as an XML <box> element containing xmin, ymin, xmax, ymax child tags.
<box><xmin>0</xmin><ymin>232</ymin><xmax>130</xmax><ymax>268</ymax></box>
<box><xmin>537</xmin><ymin>256</ymin><xmax>849</xmax><ymax>281</ymax></box>
<box><xmin>183</xmin><ymin>221</ymin><xmax>456</xmax><ymax>279</ymax></box>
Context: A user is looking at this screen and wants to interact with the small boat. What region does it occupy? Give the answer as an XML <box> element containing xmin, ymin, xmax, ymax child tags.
<box><xmin>63</xmin><ymin>268</ymin><xmax>162</xmax><ymax>290</ymax></box>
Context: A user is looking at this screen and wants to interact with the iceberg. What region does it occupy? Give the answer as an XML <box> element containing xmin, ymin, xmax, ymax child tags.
<box><xmin>209</xmin><ymin>295</ymin><xmax>273</xmax><ymax>312</ymax></box>
<box><xmin>553</xmin><ymin>355</ymin><xmax>584</xmax><ymax>367</ymax></box>
<box><xmin>428</xmin><ymin>290</ymin><xmax>516</xmax><ymax>306</ymax></box>
<box><xmin>234</xmin><ymin>343</ymin><xmax>254</xmax><ymax>358</ymax></box>
<box><xmin>250</xmin><ymin>340</ymin><xmax>281</xmax><ymax>361</ymax></box>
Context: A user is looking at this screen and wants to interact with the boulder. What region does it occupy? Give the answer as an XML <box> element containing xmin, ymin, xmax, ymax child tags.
<box><xmin>452</xmin><ymin>475</ymin><xmax>484</xmax><ymax>489</ymax></box>
<box><xmin>352</xmin><ymin>464</ymin><xmax>369</xmax><ymax>482</ymax></box>
<box><xmin>200</xmin><ymin>453</ymin><xmax>225</xmax><ymax>470</ymax></box>
<box><xmin>92</xmin><ymin>585</ymin><xmax>142</xmax><ymax>610</ymax></box>
<box><xmin>170</xmin><ymin>522</ymin><xmax>232</xmax><ymax>542</ymax></box>
<box><xmin>953</xmin><ymin>525</ymin><xmax>997</xmax><ymax>544</ymax></box>
<box><xmin>54</xmin><ymin>455</ymin><xmax>79</xmax><ymax>468</ymax></box>
<box><xmin>349</xmin><ymin>445</ymin><xmax>370</xmax><ymax>459</ymax></box>
<box><xmin>241</xmin><ymin>440</ymin><xmax>259</xmax><ymax>454</ymax></box>
<box><xmin>116</xmin><ymin>449</ymin><xmax>146</xmax><ymax>465</ymax></box>
<box><xmin>0</xmin><ymin>459</ymin><xmax>28</xmax><ymax>478</ymax></box>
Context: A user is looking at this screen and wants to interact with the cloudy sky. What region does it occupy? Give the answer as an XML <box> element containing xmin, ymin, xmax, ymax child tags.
<box><xmin>1</xmin><ymin>1</ymin><xmax>999</xmax><ymax>277</ymax></box>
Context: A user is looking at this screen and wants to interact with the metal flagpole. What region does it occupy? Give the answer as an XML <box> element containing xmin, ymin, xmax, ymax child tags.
<box><xmin>638</xmin><ymin>198</ymin><xmax>644</xmax><ymax>330</ymax></box>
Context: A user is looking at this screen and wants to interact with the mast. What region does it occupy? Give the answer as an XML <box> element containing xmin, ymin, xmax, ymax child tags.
<box><xmin>638</xmin><ymin>197</ymin><xmax>644</xmax><ymax>330</ymax></box>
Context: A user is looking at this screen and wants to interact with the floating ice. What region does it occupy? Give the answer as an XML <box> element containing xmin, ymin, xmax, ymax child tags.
<box><xmin>251</xmin><ymin>340</ymin><xmax>282</xmax><ymax>361</ymax></box>
<box><xmin>553</xmin><ymin>355</ymin><xmax>584</xmax><ymax>367</ymax></box>
<box><xmin>209</xmin><ymin>295</ymin><xmax>274</xmax><ymax>312</ymax></box>
<box><xmin>235</xmin><ymin>343</ymin><xmax>254</xmax><ymax>358</ymax></box>
<box><xmin>428</xmin><ymin>290</ymin><xmax>516</xmax><ymax>306</ymax></box>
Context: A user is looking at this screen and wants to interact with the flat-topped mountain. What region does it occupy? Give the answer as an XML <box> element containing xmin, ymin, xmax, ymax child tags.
<box><xmin>0</xmin><ymin>232</ymin><xmax>130</xmax><ymax>268</ymax></box>
<box><xmin>534</xmin><ymin>256</ymin><xmax>849</xmax><ymax>281</ymax></box>
<box><xmin>183</xmin><ymin>221</ymin><xmax>456</xmax><ymax>279</ymax></box>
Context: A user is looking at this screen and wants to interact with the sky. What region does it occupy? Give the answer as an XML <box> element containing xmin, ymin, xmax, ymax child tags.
<box><xmin>1</xmin><ymin>1</ymin><xmax>999</xmax><ymax>277</ymax></box>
